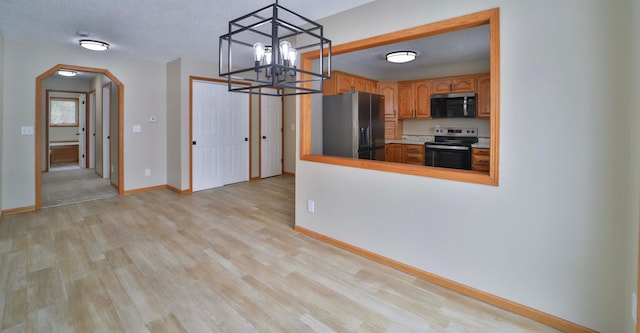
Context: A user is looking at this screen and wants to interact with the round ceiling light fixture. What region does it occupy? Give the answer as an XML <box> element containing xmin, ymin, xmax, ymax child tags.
<box><xmin>385</xmin><ymin>51</ymin><xmax>417</xmax><ymax>64</ymax></box>
<box><xmin>79</xmin><ymin>39</ymin><xmax>109</xmax><ymax>51</ymax></box>
<box><xmin>57</xmin><ymin>70</ymin><xmax>77</xmax><ymax>77</ymax></box>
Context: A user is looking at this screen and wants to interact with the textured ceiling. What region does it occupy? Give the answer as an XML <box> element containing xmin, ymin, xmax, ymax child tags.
<box><xmin>0</xmin><ymin>0</ymin><xmax>374</xmax><ymax>63</ymax></box>
<box><xmin>333</xmin><ymin>25</ymin><xmax>490</xmax><ymax>80</ymax></box>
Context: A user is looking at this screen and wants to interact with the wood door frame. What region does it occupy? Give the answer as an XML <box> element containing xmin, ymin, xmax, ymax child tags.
<box><xmin>35</xmin><ymin>64</ymin><xmax>125</xmax><ymax>210</ymax></box>
<box><xmin>101</xmin><ymin>82</ymin><xmax>112</xmax><ymax>181</ymax></box>
<box><xmin>188</xmin><ymin>77</ymin><xmax>252</xmax><ymax>192</ymax></box>
<box><xmin>299</xmin><ymin>7</ymin><xmax>500</xmax><ymax>186</ymax></box>
<box><xmin>44</xmin><ymin>89</ymin><xmax>88</xmax><ymax>171</ymax></box>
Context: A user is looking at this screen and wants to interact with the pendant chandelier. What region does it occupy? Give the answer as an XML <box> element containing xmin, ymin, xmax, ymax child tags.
<box><xmin>219</xmin><ymin>0</ymin><xmax>332</xmax><ymax>96</ymax></box>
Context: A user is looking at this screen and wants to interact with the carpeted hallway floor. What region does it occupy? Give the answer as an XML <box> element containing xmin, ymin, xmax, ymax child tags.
<box><xmin>42</xmin><ymin>167</ymin><xmax>117</xmax><ymax>208</ymax></box>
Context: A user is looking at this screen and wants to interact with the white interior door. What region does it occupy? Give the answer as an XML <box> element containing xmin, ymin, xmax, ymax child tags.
<box><xmin>102</xmin><ymin>84</ymin><xmax>110</xmax><ymax>179</ymax></box>
<box><xmin>78</xmin><ymin>94</ymin><xmax>86</xmax><ymax>168</ymax></box>
<box><xmin>224</xmin><ymin>92</ymin><xmax>250</xmax><ymax>185</ymax></box>
<box><xmin>89</xmin><ymin>91</ymin><xmax>95</xmax><ymax>169</ymax></box>
<box><xmin>192</xmin><ymin>80</ymin><xmax>249</xmax><ymax>191</ymax></box>
<box><xmin>192</xmin><ymin>81</ymin><xmax>225</xmax><ymax>191</ymax></box>
<box><xmin>261</xmin><ymin>94</ymin><xmax>282</xmax><ymax>178</ymax></box>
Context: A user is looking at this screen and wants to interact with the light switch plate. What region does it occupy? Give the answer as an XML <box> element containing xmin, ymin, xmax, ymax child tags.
<box><xmin>21</xmin><ymin>126</ymin><xmax>34</xmax><ymax>135</ymax></box>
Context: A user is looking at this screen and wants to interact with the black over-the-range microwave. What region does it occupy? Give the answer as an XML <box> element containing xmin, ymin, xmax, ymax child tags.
<box><xmin>430</xmin><ymin>93</ymin><xmax>476</xmax><ymax>118</ymax></box>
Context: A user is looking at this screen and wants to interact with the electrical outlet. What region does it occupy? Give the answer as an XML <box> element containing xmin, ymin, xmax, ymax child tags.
<box><xmin>633</xmin><ymin>292</ymin><xmax>637</xmax><ymax>323</ymax></box>
<box><xmin>144</xmin><ymin>168</ymin><xmax>151</xmax><ymax>177</ymax></box>
<box><xmin>132</xmin><ymin>125</ymin><xmax>142</xmax><ymax>133</ymax></box>
<box><xmin>307</xmin><ymin>200</ymin><xmax>315</xmax><ymax>213</ymax></box>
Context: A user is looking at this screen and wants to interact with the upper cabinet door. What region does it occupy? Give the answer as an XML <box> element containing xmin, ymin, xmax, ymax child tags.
<box><xmin>431</xmin><ymin>78</ymin><xmax>454</xmax><ymax>94</ymax></box>
<box><xmin>414</xmin><ymin>80</ymin><xmax>431</xmax><ymax>119</ymax></box>
<box><xmin>476</xmin><ymin>74</ymin><xmax>491</xmax><ymax>118</ymax></box>
<box><xmin>431</xmin><ymin>76</ymin><xmax>476</xmax><ymax>93</ymax></box>
<box><xmin>397</xmin><ymin>82</ymin><xmax>415</xmax><ymax>119</ymax></box>
<box><xmin>378</xmin><ymin>82</ymin><xmax>398</xmax><ymax>119</ymax></box>
<box><xmin>451</xmin><ymin>77</ymin><xmax>475</xmax><ymax>92</ymax></box>
<box><xmin>336</xmin><ymin>72</ymin><xmax>353</xmax><ymax>94</ymax></box>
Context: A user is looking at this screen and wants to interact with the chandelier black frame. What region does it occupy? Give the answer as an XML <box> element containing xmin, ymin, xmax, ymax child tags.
<box><xmin>219</xmin><ymin>0</ymin><xmax>332</xmax><ymax>96</ymax></box>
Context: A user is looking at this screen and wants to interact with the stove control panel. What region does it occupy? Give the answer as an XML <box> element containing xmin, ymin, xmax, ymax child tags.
<box><xmin>434</xmin><ymin>127</ymin><xmax>478</xmax><ymax>137</ymax></box>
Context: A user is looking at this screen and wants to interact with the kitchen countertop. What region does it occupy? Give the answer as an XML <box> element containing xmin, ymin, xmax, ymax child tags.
<box><xmin>471</xmin><ymin>137</ymin><xmax>490</xmax><ymax>148</ymax></box>
<box><xmin>386</xmin><ymin>135</ymin><xmax>433</xmax><ymax>145</ymax></box>
<box><xmin>386</xmin><ymin>135</ymin><xmax>491</xmax><ymax>148</ymax></box>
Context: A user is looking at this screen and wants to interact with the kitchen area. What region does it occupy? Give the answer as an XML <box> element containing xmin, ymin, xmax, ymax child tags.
<box><xmin>317</xmin><ymin>23</ymin><xmax>492</xmax><ymax>174</ymax></box>
<box><xmin>321</xmin><ymin>70</ymin><xmax>491</xmax><ymax>173</ymax></box>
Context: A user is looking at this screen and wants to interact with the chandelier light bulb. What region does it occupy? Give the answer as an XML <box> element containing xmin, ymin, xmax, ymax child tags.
<box><xmin>264</xmin><ymin>46</ymin><xmax>273</xmax><ymax>65</ymax></box>
<box><xmin>253</xmin><ymin>42</ymin><xmax>266</xmax><ymax>63</ymax></box>
<box><xmin>279</xmin><ymin>41</ymin><xmax>292</xmax><ymax>63</ymax></box>
<box><xmin>289</xmin><ymin>48</ymin><xmax>298</xmax><ymax>67</ymax></box>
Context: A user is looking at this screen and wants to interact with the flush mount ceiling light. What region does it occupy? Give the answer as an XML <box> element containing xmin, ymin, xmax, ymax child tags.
<box><xmin>386</xmin><ymin>51</ymin><xmax>417</xmax><ymax>64</ymax></box>
<box><xmin>219</xmin><ymin>0</ymin><xmax>332</xmax><ymax>96</ymax></box>
<box><xmin>57</xmin><ymin>70</ymin><xmax>77</xmax><ymax>77</ymax></box>
<box><xmin>79</xmin><ymin>39</ymin><xmax>109</xmax><ymax>51</ymax></box>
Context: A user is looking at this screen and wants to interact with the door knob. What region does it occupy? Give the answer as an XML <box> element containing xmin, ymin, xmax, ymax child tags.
<box><xmin>262</xmin><ymin>136</ymin><xmax>267</xmax><ymax>139</ymax></box>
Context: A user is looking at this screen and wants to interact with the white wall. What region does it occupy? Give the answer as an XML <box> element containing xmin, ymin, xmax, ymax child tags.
<box><xmin>166</xmin><ymin>59</ymin><xmax>181</xmax><ymax>190</ymax></box>
<box><xmin>626</xmin><ymin>1</ymin><xmax>640</xmax><ymax>332</ymax></box>
<box><xmin>1</xmin><ymin>40</ymin><xmax>167</xmax><ymax>209</ymax></box>
<box><xmin>0</xmin><ymin>30</ymin><xmax>4</xmax><ymax>213</ymax></box>
<box><xmin>93</xmin><ymin>76</ymin><xmax>105</xmax><ymax>177</ymax></box>
<box><xmin>283</xmin><ymin>95</ymin><xmax>296</xmax><ymax>174</ymax></box>
<box><xmin>295</xmin><ymin>1</ymin><xmax>636</xmax><ymax>331</ymax></box>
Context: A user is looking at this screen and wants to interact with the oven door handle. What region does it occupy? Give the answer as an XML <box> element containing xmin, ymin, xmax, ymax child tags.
<box><xmin>425</xmin><ymin>144</ymin><xmax>470</xmax><ymax>151</ymax></box>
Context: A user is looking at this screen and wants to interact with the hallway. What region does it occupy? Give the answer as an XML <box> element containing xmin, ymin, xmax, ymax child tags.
<box><xmin>41</xmin><ymin>167</ymin><xmax>117</xmax><ymax>208</ymax></box>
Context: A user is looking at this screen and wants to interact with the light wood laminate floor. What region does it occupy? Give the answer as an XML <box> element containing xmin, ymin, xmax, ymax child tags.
<box><xmin>0</xmin><ymin>176</ymin><xmax>559</xmax><ymax>332</ymax></box>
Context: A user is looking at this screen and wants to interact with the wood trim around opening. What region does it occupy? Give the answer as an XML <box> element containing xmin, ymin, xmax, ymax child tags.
<box><xmin>35</xmin><ymin>64</ymin><xmax>125</xmax><ymax>210</ymax></box>
<box><xmin>299</xmin><ymin>8</ymin><xmax>500</xmax><ymax>186</ymax></box>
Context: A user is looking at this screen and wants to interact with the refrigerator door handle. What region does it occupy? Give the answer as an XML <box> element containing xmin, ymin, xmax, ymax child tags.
<box><xmin>359</xmin><ymin>127</ymin><xmax>369</xmax><ymax>147</ymax></box>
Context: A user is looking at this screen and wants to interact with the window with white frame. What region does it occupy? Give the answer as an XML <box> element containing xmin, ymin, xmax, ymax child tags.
<box><xmin>50</xmin><ymin>97</ymin><xmax>79</xmax><ymax>126</ymax></box>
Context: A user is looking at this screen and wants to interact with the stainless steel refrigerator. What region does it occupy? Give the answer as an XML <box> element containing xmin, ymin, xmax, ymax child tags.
<box><xmin>322</xmin><ymin>91</ymin><xmax>385</xmax><ymax>160</ymax></box>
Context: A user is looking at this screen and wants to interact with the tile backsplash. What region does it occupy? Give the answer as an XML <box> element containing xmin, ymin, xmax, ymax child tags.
<box><xmin>402</xmin><ymin>118</ymin><xmax>491</xmax><ymax>138</ymax></box>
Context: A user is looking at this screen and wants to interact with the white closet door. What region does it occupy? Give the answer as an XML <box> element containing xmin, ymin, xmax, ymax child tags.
<box><xmin>261</xmin><ymin>94</ymin><xmax>282</xmax><ymax>178</ymax></box>
<box><xmin>102</xmin><ymin>84</ymin><xmax>110</xmax><ymax>179</ymax></box>
<box><xmin>89</xmin><ymin>92</ymin><xmax>96</xmax><ymax>169</ymax></box>
<box><xmin>192</xmin><ymin>81</ymin><xmax>225</xmax><ymax>191</ymax></box>
<box><xmin>224</xmin><ymin>92</ymin><xmax>250</xmax><ymax>185</ymax></box>
<box><xmin>192</xmin><ymin>80</ymin><xmax>249</xmax><ymax>191</ymax></box>
<box><xmin>78</xmin><ymin>95</ymin><xmax>86</xmax><ymax>168</ymax></box>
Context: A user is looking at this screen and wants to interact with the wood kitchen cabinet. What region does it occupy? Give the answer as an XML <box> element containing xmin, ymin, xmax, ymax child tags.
<box><xmin>476</xmin><ymin>74</ymin><xmax>491</xmax><ymax>118</ymax></box>
<box><xmin>379</xmin><ymin>81</ymin><xmax>403</xmax><ymax>140</ymax></box>
<box><xmin>472</xmin><ymin>147</ymin><xmax>490</xmax><ymax>172</ymax></box>
<box><xmin>323</xmin><ymin>71</ymin><xmax>377</xmax><ymax>95</ymax></box>
<box><xmin>378</xmin><ymin>81</ymin><xmax>398</xmax><ymax>119</ymax></box>
<box><xmin>385</xmin><ymin>144</ymin><xmax>403</xmax><ymax>163</ymax></box>
<box><xmin>385</xmin><ymin>120</ymin><xmax>403</xmax><ymax>140</ymax></box>
<box><xmin>431</xmin><ymin>75</ymin><xmax>476</xmax><ymax>94</ymax></box>
<box><xmin>403</xmin><ymin>144</ymin><xmax>425</xmax><ymax>165</ymax></box>
<box><xmin>398</xmin><ymin>80</ymin><xmax>430</xmax><ymax>119</ymax></box>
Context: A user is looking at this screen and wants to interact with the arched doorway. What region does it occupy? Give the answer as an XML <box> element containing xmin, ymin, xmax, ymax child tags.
<box><xmin>35</xmin><ymin>64</ymin><xmax>125</xmax><ymax>210</ymax></box>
